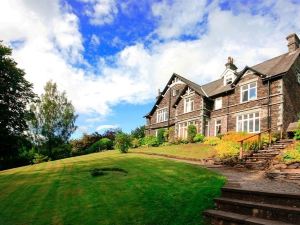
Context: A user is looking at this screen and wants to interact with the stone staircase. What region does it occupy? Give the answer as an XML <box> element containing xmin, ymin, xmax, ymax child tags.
<box><xmin>204</xmin><ymin>187</ymin><xmax>300</xmax><ymax>225</ymax></box>
<box><xmin>243</xmin><ymin>139</ymin><xmax>294</xmax><ymax>169</ymax></box>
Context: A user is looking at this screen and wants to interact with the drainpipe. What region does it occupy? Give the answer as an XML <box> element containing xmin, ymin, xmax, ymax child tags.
<box><xmin>227</xmin><ymin>93</ymin><xmax>229</xmax><ymax>132</ymax></box>
<box><xmin>168</xmin><ymin>86</ymin><xmax>171</xmax><ymax>128</ymax></box>
<box><xmin>268</xmin><ymin>80</ymin><xmax>271</xmax><ymax>130</ymax></box>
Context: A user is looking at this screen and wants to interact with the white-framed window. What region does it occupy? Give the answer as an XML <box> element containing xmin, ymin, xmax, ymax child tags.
<box><xmin>156</xmin><ymin>108</ymin><xmax>168</xmax><ymax>123</ymax></box>
<box><xmin>214</xmin><ymin>97</ymin><xmax>222</xmax><ymax>110</ymax></box>
<box><xmin>184</xmin><ymin>97</ymin><xmax>194</xmax><ymax>113</ymax></box>
<box><xmin>178</xmin><ymin>120</ymin><xmax>198</xmax><ymax>139</ymax></box>
<box><xmin>204</xmin><ymin>119</ymin><xmax>210</xmax><ymax>137</ymax></box>
<box><xmin>241</xmin><ymin>82</ymin><xmax>257</xmax><ymax>103</ymax></box>
<box><xmin>237</xmin><ymin>112</ymin><xmax>260</xmax><ymax>133</ymax></box>
<box><xmin>215</xmin><ymin>120</ymin><xmax>222</xmax><ymax>136</ymax></box>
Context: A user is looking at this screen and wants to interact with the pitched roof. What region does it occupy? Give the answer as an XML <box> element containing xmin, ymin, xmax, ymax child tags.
<box><xmin>145</xmin><ymin>49</ymin><xmax>300</xmax><ymax>116</ymax></box>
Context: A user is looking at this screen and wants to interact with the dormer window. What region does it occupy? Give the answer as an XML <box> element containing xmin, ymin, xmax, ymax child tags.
<box><xmin>226</xmin><ymin>77</ymin><xmax>233</xmax><ymax>84</ymax></box>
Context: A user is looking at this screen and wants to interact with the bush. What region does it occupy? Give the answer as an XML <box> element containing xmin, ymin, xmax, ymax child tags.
<box><xmin>187</xmin><ymin>125</ymin><xmax>197</xmax><ymax>143</ymax></box>
<box><xmin>204</xmin><ymin>137</ymin><xmax>221</xmax><ymax>146</ymax></box>
<box><xmin>52</xmin><ymin>143</ymin><xmax>71</xmax><ymax>160</ymax></box>
<box><xmin>32</xmin><ymin>153</ymin><xmax>48</xmax><ymax>164</ymax></box>
<box><xmin>115</xmin><ymin>132</ymin><xmax>131</xmax><ymax>153</ymax></box>
<box><xmin>193</xmin><ymin>133</ymin><xmax>205</xmax><ymax>143</ymax></box>
<box><xmin>215</xmin><ymin>141</ymin><xmax>240</xmax><ymax>159</ymax></box>
<box><xmin>142</xmin><ymin>135</ymin><xmax>159</xmax><ymax>147</ymax></box>
<box><xmin>87</xmin><ymin>138</ymin><xmax>113</xmax><ymax>153</ymax></box>
<box><xmin>131</xmin><ymin>138</ymin><xmax>140</xmax><ymax>148</ymax></box>
<box><xmin>157</xmin><ymin>128</ymin><xmax>165</xmax><ymax>144</ymax></box>
<box><xmin>18</xmin><ymin>147</ymin><xmax>36</xmax><ymax>164</ymax></box>
<box><xmin>294</xmin><ymin>120</ymin><xmax>300</xmax><ymax>140</ymax></box>
<box><xmin>281</xmin><ymin>142</ymin><xmax>300</xmax><ymax>163</ymax></box>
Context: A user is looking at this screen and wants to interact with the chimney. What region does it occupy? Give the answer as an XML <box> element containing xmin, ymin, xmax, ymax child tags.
<box><xmin>156</xmin><ymin>88</ymin><xmax>161</xmax><ymax>99</ymax></box>
<box><xmin>225</xmin><ymin>56</ymin><xmax>237</xmax><ymax>71</ymax></box>
<box><xmin>286</xmin><ymin>33</ymin><xmax>300</xmax><ymax>53</ymax></box>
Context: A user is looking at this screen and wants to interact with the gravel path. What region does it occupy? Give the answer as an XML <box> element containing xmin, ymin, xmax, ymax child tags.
<box><xmin>137</xmin><ymin>153</ymin><xmax>300</xmax><ymax>194</ymax></box>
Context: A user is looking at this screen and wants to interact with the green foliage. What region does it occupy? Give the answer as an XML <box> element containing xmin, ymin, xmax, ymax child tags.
<box><xmin>193</xmin><ymin>133</ymin><xmax>205</xmax><ymax>143</ymax></box>
<box><xmin>87</xmin><ymin>138</ymin><xmax>113</xmax><ymax>153</ymax></box>
<box><xmin>51</xmin><ymin>143</ymin><xmax>72</xmax><ymax>160</ymax></box>
<box><xmin>141</xmin><ymin>135</ymin><xmax>159</xmax><ymax>147</ymax></box>
<box><xmin>0</xmin><ymin>42</ymin><xmax>36</xmax><ymax>159</ymax></box>
<box><xmin>32</xmin><ymin>153</ymin><xmax>48</xmax><ymax>164</ymax></box>
<box><xmin>28</xmin><ymin>81</ymin><xmax>77</xmax><ymax>157</ymax></box>
<box><xmin>204</xmin><ymin>137</ymin><xmax>221</xmax><ymax>146</ymax></box>
<box><xmin>131</xmin><ymin>125</ymin><xmax>145</xmax><ymax>139</ymax></box>
<box><xmin>115</xmin><ymin>132</ymin><xmax>131</xmax><ymax>153</ymax></box>
<box><xmin>282</xmin><ymin>142</ymin><xmax>300</xmax><ymax>163</ymax></box>
<box><xmin>157</xmin><ymin>128</ymin><xmax>165</xmax><ymax>144</ymax></box>
<box><xmin>187</xmin><ymin>125</ymin><xmax>197</xmax><ymax>143</ymax></box>
<box><xmin>294</xmin><ymin>120</ymin><xmax>300</xmax><ymax>140</ymax></box>
<box><xmin>70</xmin><ymin>132</ymin><xmax>102</xmax><ymax>156</ymax></box>
<box><xmin>131</xmin><ymin>138</ymin><xmax>140</xmax><ymax>148</ymax></box>
<box><xmin>18</xmin><ymin>147</ymin><xmax>36</xmax><ymax>164</ymax></box>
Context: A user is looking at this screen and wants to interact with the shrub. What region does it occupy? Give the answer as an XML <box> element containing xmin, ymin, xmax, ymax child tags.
<box><xmin>142</xmin><ymin>135</ymin><xmax>159</xmax><ymax>147</ymax></box>
<box><xmin>52</xmin><ymin>143</ymin><xmax>71</xmax><ymax>160</ymax></box>
<box><xmin>87</xmin><ymin>138</ymin><xmax>113</xmax><ymax>153</ymax></box>
<box><xmin>157</xmin><ymin>128</ymin><xmax>165</xmax><ymax>144</ymax></box>
<box><xmin>215</xmin><ymin>141</ymin><xmax>240</xmax><ymax>159</ymax></box>
<box><xmin>204</xmin><ymin>137</ymin><xmax>221</xmax><ymax>146</ymax></box>
<box><xmin>294</xmin><ymin>120</ymin><xmax>300</xmax><ymax>140</ymax></box>
<box><xmin>32</xmin><ymin>153</ymin><xmax>48</xmax><ymax>164</ymax></box>
<box><xmin>280</xmin><ymin>142</ymin><xmax>300</xmax><ymax>163</ymax></box>
<box><xmin>115</xmin><ymin>132</ymin><xmax>131</xmax><ymax>153</ymax></box>
<box><xmin>187</xmin><ymin>125</ymin><xmax>197</xmax><ymax>143</ymax></box>
<box><xmin>131</xmin><ymin>138</ymin><xmax>140</xmax><ymax>148</ymax></box>
<box><xmin>193</xmin><ymin>133</ymin><xmax>205</xmax><ymax>143</ymax></box>
<box><xmin>18</xmin><ymin>147</ymin><xmax>36</xmax><ymax>164</ymax></box>
<box><xmin>167</xmin><ymin>127</ymin><xmax>175</xmax><ymax>143</ymax></box>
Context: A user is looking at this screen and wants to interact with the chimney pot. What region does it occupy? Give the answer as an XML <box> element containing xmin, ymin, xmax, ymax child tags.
<box><xmin>225</xmin><ymin>56</ymin><xmax>237</xmax><ymax>70</ymax></box>
<box><xmin>286</xmin><ymin>33</ymin><xmax>300</xmax><ymax>53</ymax></box>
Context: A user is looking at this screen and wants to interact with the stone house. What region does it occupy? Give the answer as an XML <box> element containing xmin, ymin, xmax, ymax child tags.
<box><xmin>144</xmin><ymin>33</ymin><xmax>300</xmax><ymax>139</ymax></box>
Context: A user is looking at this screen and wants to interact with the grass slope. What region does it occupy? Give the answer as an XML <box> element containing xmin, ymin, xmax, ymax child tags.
<box><xmin>133</xmin><ymin>143</ymin><xmax>216</xmax><ymax>160</ymax></box>
<box><xmin>0</xmin><ymin>151</ymin><xmax>225</xmax><ymax>225</ymax></box>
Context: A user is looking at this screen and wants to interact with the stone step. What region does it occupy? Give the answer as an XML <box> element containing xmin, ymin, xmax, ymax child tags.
<box><xmin>204</xmin><ymin>209</ymin><xmax>295</xmax><ymax>225</ymax></box>
<box><xmin>246</xmin><ymin>156</ymin><xmax>272</xmax><ymax>160</ymax></box>
<box><xmin>252</xmin><ymin>153</ymin><xmax>278</xmax><ymax>157</ymax></box>
<box><xmin>215</xmin><ymin>197</ymin><xmax>300</xmax><ymax>224</ymax></box>
<box><xmin>221</xmin><ymin>187</ymin><xmax>300</xmax><ymax>207</ymax></box>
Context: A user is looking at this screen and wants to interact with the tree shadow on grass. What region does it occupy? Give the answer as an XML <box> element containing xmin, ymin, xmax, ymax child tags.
<box><xmin>90</xmin><ymin>167</ymin><xmax>128</xmax><ymax>177</ymax></box>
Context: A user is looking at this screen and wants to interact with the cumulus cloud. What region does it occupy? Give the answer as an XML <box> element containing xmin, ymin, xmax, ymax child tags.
<box><xmin>80</xmin><ymin>0</ymin><xmax>118</xmax><ymax>25</ymax></box>
<box><xmin>1</xmin><ymin>0</ymin><xmax>300</xmax><ymax>132</ymax></box>
<box><xmin>151</xmin><ymin>0</ymin><xmax>208</xmax><ymax>40</ymax></box>
<box><xmin>96</xmin><ymin>124</ymin><xmax>119</xmax><ymax>131</ymax></box>
<box><xmin>90</xmin><ymin>34</ymin><xmax>101</xmax><ymax>46</ymax></box>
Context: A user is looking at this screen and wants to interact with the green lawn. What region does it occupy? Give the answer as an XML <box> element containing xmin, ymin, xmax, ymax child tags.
<box><xmin>0</xmin><ymin>151</ymin><xmax>225</xmax><ymax>225</ymax></box>
<box><xmin>132</xmin><ymin>143</ymin><xmax>216</xmax><ymax>160</ymax></box>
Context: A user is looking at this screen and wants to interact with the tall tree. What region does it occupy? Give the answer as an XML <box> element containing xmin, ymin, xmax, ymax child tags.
<box><xmin>0</xmin><ymin>42</ymin><xmax>35</xmax><ymax>159</ymax></box>
<box><xmin>131</xmin><ymin>125</ymin><xmax>145</xmax><ymax>139</ymax></box>
<box><xmin>29</xmin><ymin>81</ymin><xmax>77</xmax><ymax>157</ymax></box>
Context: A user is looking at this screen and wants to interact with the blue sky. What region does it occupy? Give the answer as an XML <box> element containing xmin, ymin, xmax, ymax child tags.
<box><xmin>1</xmin><ymin>0</ymin><xmax>300</xmax><ymax>138</ymax></box>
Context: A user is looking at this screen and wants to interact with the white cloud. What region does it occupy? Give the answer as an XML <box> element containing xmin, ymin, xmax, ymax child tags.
<box><xmin>80</xmin><ymin>0</ymin><xmax>118</xmax><ymax>25</ymax></box>
<box><xmin>96</xmin><ymin>124</ymin><xmax>119</xmax><ymax>131</ymax></box>
<box><xmin>151</xmin><ymin>0</ymin><xmax>208</xmax><ymax>40</ymax></box>
<box><xmin>91</xmin><ymin>34</ymin><xmax>101</xmax><ymax>46</ymax></box>
<box><xmin>1</xmin><ymin>0</ymin><xmax>300</xmax><ymax>132</ymax></box>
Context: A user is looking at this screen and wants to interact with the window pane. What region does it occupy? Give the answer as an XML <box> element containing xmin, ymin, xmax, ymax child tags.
<box><xmin>238</xmin><ymin>121</ymin><xmax>243</xmax><ymax>132</ymax></box>
<box><xmin>249</xmin><ymin>88</ymin><xmax>257</xmax><ymax>99</ymax></box>
<box><xmin>243</xmin><ymin>114</ymin><xmax>248</xmax><ymax>120</ymax></box>
<box><xmin>249</xmin><ymin>120</ymin><xmax>254</xmax><ymax>132</ymax></box>
<box><xmin>249</xmin><ymin>114</ymin><xmax>253</xmax><ymax>119</ymax></box>
<box><xmin>255</xmin><ymin>112</ymin><xmax>259</xmax><ymax>118</ymax></box>
<box><xmin>242</xmin><ymin>85</ymin><xmax>248</xmax><ymax>90</ymax></box>
<box><xmin>250</xmin><ymin>82</ymin><xmax>256</xmax><ymax>88</ymax></box>
<box><xmin>242</xmin><ymin>90</ymin><xmax>248</xmax><ymax>102</ymax></box>
<box><xmin>255</xmin><ymin>118</ymin><xmax>259</xmax><ymax>132</ymax></box>
<box><xmin>243</xmin><ymin>120</ymin><xmax>248</xmax><ymax>131</ymax></box>
<box><xmin>238</xmin><ymin>115</ymin><xmax>242</xmax><ymax>120</ymax></box>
